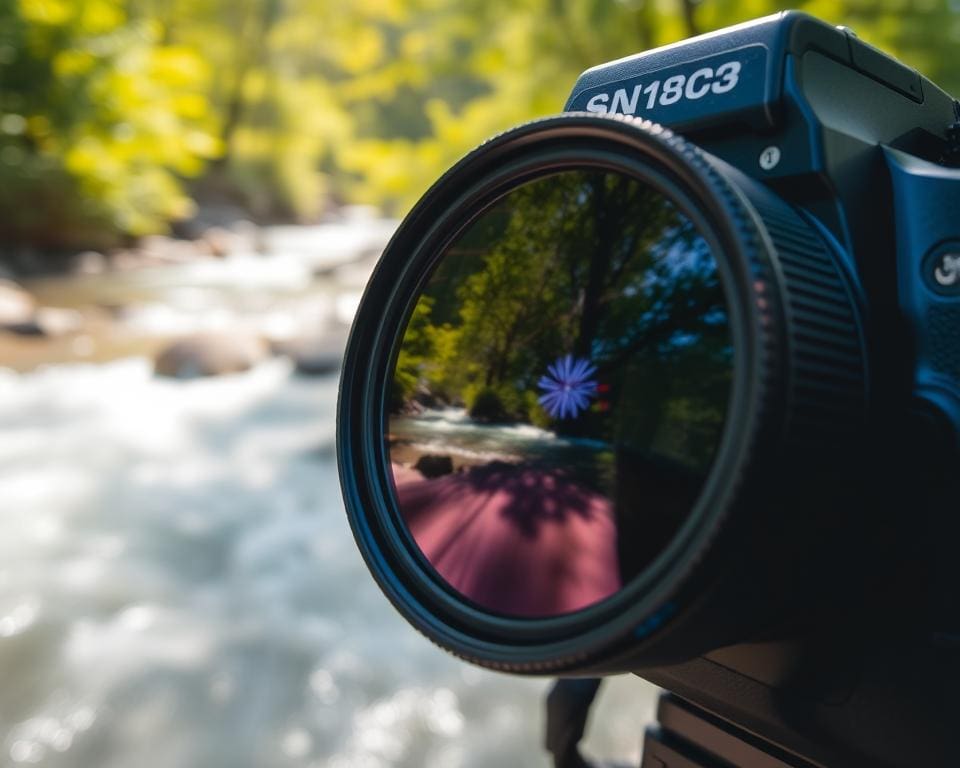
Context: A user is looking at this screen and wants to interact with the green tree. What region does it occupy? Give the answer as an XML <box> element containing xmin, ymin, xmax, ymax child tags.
<box><xmin>3</xmin><ymin>0</ymin><xmax>958</xmax><ymax>246</ymax></box>
<box><xmin>401</xmin><ymin>169</ymin><xmax>731</xmax><ymax>446</ymax></box>
<box><xmin>392</xmin><ymin>294</ymin><xmax>436</xmax><ymax>410</ymax></box>
<box><xmin>0</xmin><ymin>0</ymin><xmax>220</xmax><ymax>247</ymax></box>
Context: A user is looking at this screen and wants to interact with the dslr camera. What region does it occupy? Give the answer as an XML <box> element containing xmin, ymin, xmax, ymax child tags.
<box><xmin>337</xmin><ymin>12</ymin><xmax>960</xmax><ymax>767</ymax></box>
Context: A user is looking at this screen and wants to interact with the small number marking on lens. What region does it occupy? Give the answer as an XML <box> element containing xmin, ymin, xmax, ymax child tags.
<box><xmin>759</xmin><ymin>146</ymin><xmax>781</xmax><ymax>171</ymax></box>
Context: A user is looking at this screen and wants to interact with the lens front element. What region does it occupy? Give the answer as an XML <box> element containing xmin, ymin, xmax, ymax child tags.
<box><xmin>388</xmin><ymin>169</ymin><xmax>733</xmax><ymax>619</ymax></box>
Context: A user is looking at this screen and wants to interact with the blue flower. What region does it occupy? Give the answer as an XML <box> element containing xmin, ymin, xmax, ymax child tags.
<box><xmin>537</xmin><ymin>354</ymin><xmax>598</xmax><ymax>419</ymax></box>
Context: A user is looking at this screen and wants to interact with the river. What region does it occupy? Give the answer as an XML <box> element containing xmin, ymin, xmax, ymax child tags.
<box><xmin>0</xmin><ymin>221</ymin><xmax>656</xmax><ymax>767</ymax></box>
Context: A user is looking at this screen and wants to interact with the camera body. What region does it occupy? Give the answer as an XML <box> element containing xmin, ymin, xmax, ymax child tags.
<box><xmin>564</xmin><ymin>12</ymin><xmax>960</xmax><ymax>767</ymax></box>
<box><xmin>337</xmin><ymin>12</ymin><xmax>960</xmax><ymax>768</ymax></box>
<box><xmin>568</xmin><ymin>12</ymin><xmax>960</xmax><ymax>436</ymax></box>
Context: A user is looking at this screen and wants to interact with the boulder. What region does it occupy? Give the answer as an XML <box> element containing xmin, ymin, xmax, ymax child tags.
<box><xmin>0</xmin><ymin>280</ymin><xmax>35</xmax><ymax>329</ymax></box>
<box><xmin>34</xmin><ymin>307</ymin><xmax>84</xmax><ymax>336</ymax></box>
<box><xmin>414</xmin><ymin>454</ymin><xmax>454</xmax><ymax>479</ymax></box>
<box><xmin>72</xmin><ymin>250</ymin><xmax>108</xmax><ymax>275</ymax></box>
<box><xmin>154</xmin><ymin>334</ymin><xmax>267</xmax><ymax>379</ymax></box>
<box><xmin>270</xmin><ymin>333</ymin><xmax>346</xmax><ymax>376</ymax></box>
<box><xmin>412</xmin><ymin>385</ymin><xmax>445</xmax><ymax>410</ymax></box>
<box><xmin>1</xmin><ymin>308</ymin><xmax>83</xmax><ymax>337</ymax></box>
<box><xmin>2</xmin><ymin>318</ymin><xmax>44</xmax><ymax>335</ymax></box>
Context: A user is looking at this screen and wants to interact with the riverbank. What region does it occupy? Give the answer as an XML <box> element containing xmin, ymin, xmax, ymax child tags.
<box><xmin>0</xmin><ymin>211</ymin><xmax>395</xmax><ymax>374</ymax></box>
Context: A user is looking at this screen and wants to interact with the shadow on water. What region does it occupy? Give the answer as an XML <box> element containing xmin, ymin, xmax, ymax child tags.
<box><xmin>472</xmin><ymin>460</ymin><xmax>601</xmax><ymax>539</ymax></box>
<box><xmin>399</xmin><ymin>460</ymin><xmax>599</xmax><ymax>541</ymax></box>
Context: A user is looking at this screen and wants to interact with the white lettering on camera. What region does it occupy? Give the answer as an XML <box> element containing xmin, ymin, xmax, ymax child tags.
<box><xmin>585</xmin><ymin>60</ymin><xmax>742</xmax><ymax>114</ymax></box>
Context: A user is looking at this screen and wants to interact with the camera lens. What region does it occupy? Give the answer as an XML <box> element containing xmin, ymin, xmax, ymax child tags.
<box><xmin>388</xmin><ymin>168</ymin><xmax>732</xmax><ymax>619</ymax></box>
<box><xmin>339</xmin><ymin>114</ymin><xmax>867</xmax><ymax>674</ymax></box>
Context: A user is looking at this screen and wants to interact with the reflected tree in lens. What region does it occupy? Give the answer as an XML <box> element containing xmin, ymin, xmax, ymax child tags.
<box><xmin>389</xmin><ymin>170</ymin><xmax>733</xmax><ymax>617</ymax></box>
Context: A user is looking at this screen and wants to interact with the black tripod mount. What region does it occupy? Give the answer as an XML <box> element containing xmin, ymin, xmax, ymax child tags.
<box><xmin>641</xmin><ymin>694</ymin><xmax>823</xmax><ymax>768</ymax></box>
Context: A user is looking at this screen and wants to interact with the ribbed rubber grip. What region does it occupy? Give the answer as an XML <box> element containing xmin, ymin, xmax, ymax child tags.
<box><xmin>742</xmin><ymin>187</ymin><xmax>867</xmax><ymax>449</ymax></box>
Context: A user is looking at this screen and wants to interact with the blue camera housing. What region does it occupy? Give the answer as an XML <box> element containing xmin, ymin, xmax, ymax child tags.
<box><xmin>566</xmin><ymin>11</ymin><xmax>960</xmax><ymax>438</ymax></box>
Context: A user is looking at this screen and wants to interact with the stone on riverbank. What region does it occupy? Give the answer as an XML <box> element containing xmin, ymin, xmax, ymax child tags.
<box><xmin>154</xmin><ymin>333</ymin><xmax>268</xmax><ymax>379</ymax></box>
<box><xmin>0</xmin><ymin>280</ymin><xmax>35</xmax><ymax>329</ymax></box>
<box><xmin>269</xmin><ymin>333</ymin><xmax>346</xmax><ymax>376</ymax></box>
<box><xmin>414</xmin><ymin>454</ymin><xmax>454</xmax><ymax>479</ymax></box>
<box><xmin>0</xmin><ymin>282</ymin><xmax>85</xmax><ymax>337</ymax></box>
<box><xmin>72</xmin><ymin>251</ymin><xmax>108</xmax><ymax>275</ymax></box>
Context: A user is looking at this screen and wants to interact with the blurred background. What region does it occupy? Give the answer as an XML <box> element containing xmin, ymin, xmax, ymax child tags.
<box><xmin>0</xmin><ymin>1</ymin><xmax>956</xmax><ymax>766</ymax></box>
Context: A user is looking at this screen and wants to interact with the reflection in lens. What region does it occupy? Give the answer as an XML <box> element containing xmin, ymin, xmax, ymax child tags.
<box><xmin>388</xmin><ymin>169</ymin><xmax>733</xmax><ymax>618</ymax></box>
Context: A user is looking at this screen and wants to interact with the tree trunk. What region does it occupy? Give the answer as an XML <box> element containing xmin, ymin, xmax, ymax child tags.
<box><xmin>679</xmin><ymin>0</ymin><xmax>699</xmax><ymax>38</ymax></box>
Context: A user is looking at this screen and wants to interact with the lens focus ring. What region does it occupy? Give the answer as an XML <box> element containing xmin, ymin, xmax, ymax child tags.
<box><xmin>623</xmin><ymin>114</ymin><xmax>867</xmax><ymax>459</ymax></box>
<box><xmin>745</xmin><ymin>191</ymin><xmax>868</xmax><ymax>445</ymax></box>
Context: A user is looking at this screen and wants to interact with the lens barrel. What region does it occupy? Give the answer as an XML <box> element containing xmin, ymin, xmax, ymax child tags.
<box><xmin>337</xmin><ymin>114</ymin><xmax>867</xmax><ymax>674</ymax></box>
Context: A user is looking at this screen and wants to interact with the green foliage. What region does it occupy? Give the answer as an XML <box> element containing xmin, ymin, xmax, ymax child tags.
<box><xmin>393</xmin><ymin>169</ymin><xmax>733</xmax><ymax>473</ymax></box>
<box><xmin>468</xmin><ymin>387</ymin><xmax>511</xmax><ymax>423</ymax></box>
<box><xmin>2</xmin><ymin>0</ymin><xmax>958</xmax><ymax>245</ymax></box>
<box><xmin>392</xmin><ymin>294</ymin><xmax>436</xmax><ymax>410</ymax></box>
<box><xmin>0</xmin><ymin>0</ymin><xmax>220</xmax><ymax>246</ymax></box>
<box><xmin>335</xmin><ymin>0</ymin><xmax>960</xmax><ymax>214</ymax></box>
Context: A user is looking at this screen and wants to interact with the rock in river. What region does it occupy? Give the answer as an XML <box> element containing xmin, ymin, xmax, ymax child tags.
<box><xmin>414</xmin><ymin>454</ymin><xmax>455</xmax><ymax>479</ymax></box>
<box><xmin>154</xmin><ymin>333</ymin><xmax>268</xmax><ymax>379</ymax></box>
<box><xmin>269</xmin><ymin>333</ymin><xmax>347</xmax><ymax>376</ymax></box>
<box><xmin>0</xmin><ymin>280</ymin><xmax>35</xmax><ymax>330</ymax></box>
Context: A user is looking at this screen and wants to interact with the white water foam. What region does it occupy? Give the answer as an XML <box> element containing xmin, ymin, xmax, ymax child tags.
<box><xmin>0</xmin><ymin>359</ymin><xmax>654</xmax><ymax>767</ymax></box>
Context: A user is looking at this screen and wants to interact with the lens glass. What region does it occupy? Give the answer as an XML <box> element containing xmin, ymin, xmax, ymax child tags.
<box><xmin>387</xmin><ymin>169</ymin><xmax>733</xmax><ymax>618</ymax></box>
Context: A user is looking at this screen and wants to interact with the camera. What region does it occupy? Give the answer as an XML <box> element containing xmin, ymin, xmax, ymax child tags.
<box><xmin>337</xmin><ymin>11</ymin><xmax>960</xmax><ymax>767</ymax></box>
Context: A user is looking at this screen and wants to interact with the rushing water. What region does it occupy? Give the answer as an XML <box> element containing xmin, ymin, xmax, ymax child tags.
<box><xmin>392</xmin><ymin>409</ymin><xmax>564</xmax><ymax>463</ymax></box>
<box><xmin>1</xmin><ymin>219</ymin><xmax>655</xmax><ymax>766</ymax></box>
<box><xmin>0</xmin><ymin>357</ymin><xmax>656</xmax><ymax>768</ymax></box>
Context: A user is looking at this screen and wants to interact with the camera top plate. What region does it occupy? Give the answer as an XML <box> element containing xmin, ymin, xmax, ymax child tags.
<box><xmin>564</xmin><ymin>11</ymin><xmax>954</xmax><ymax>138</ymax></box>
